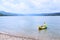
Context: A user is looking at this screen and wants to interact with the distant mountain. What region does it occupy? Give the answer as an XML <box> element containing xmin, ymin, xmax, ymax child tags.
<box><xmin>0</xmin><ymin>11</ymin><xmax>60</xmax><ymax>16</ymax></box>
<box><xmin>41</xmin><ymin>12</ymin><xmax>60</xmax><ymax>16</ymax></box>
<box><xmin>0</xmin><ymin>11</ymin><xmax>24</xmax><ymax>16</ymax></box>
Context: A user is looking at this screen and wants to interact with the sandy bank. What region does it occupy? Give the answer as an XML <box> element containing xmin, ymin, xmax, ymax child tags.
<box><xmin>0</xmin><ymin>32</ymin><xmax>38</xmax><ymax>40</ymax></box>
<box><xmin>0</xmin><ymin>32</ymin><xmax>60</xmax><ymax>40</ymax></box>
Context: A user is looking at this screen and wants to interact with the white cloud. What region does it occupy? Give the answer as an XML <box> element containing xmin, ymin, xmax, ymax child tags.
<box><xmin>30</xmin><ymin>0</ymin><xmax>51</xmax><ymax>8</ymax></box>
<box><xmin>2</xmin><ymin>0</ymin><xmax>14</xmax><ymax>2</ymax></box>
<box><xmin>0</xmin><ymin>5</ymin><xmax>6</xmax><ymax>11</ymax></box>
<box><xmin>1</xmin><ymin>0</ymin><xmax>31</xmax><ymax>13</ymax></box>
<box><xmin>2</xmin><ymin>0</ymin><xmax>6</xmax><ymax>2</ymax></box>
<box><xmin>0</xmin><ymin>0</ymin><xmax>60</xmax><ymax>13</ymax></box>
<box><xmin>15</xmin><ymin>2</ymin><xmax>30</xmax><ymax>10</ymax></box>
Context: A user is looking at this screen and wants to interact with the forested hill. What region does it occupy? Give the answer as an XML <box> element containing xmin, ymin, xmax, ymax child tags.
<box><xmin>0</xmin><ymin>11</ymin><xmax>60</xmax><ymax>16</ymax></box>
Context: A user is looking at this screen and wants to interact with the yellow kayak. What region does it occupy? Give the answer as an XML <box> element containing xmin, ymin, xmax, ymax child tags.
<box><xmin>38</xmin><ymin>26</ymin><xmax>47</xmax><ymax>30</ymax></box>
<box><xmin>38</xmin><ymin>22</ymin><xmax>47</xmax><ymax>30</ymax></box>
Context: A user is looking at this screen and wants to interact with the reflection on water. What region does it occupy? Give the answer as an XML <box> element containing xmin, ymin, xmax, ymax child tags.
<box><xmin>38</xmin><ymin>29</ymin><xmax>47</xmax><ymax>32</ymax></box>
<box><xmin>0</xmin><ymin>16</ymin><xmax>60</xmax><ymax>39</ymax></box>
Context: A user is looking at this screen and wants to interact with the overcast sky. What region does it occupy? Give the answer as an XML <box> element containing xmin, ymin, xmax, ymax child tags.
<box><xmin>0</xmin><ymin>0</ymin><xmax>60</xmax><ymax>14</ymax></box>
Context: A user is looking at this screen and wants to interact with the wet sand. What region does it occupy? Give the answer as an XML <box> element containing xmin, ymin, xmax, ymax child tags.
<box><xmin>0</xmin><ymin>32</ymin><xmax>60</xmax><ymax>40</ymax></box>
<box><xmin>0</xmin><ymin>32</ymin><xmax>38</xmax><ymax>40</ymax></box>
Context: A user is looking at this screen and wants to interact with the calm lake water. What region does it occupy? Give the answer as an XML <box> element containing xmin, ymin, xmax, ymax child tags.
<box><xmin>0</xmin><ymin>16</ymin><xmax>60</xmax><ymax>39</ymax></box>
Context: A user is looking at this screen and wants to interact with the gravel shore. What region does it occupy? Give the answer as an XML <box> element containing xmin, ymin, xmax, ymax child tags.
<box><xmin>0</xmin><ymin>32</ymin><xmax>60</xmax><ymax>40</ymax></box>
<box><xmin>0</xmin><ymin>33</ymin><xmax>38</xmax><ymax>40</ymax></box>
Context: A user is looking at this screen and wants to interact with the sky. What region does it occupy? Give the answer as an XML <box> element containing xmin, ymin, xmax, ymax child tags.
<box><xmin>0</xmin><ymin>0</ymin><xmax>60</xmax><ymax>14</ymax></box>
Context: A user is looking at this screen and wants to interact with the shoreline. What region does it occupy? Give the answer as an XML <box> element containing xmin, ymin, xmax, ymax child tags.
<box><xmin>0</xmin><ymin>32</ymin><xmax>60</xmax><ymax>40</ymax></box>
<box><xmin>0</xmin><ymin>32</ymin><xmax>38</xmax><ymax>40</ymax></box>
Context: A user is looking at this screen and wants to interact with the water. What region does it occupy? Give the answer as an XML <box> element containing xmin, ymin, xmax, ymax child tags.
<box><xmin>0</xmin><ymin>16</ymin><xmax>60</xmax><ymax>39</ymax></box>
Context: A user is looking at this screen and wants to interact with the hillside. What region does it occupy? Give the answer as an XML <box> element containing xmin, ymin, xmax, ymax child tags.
<box><xmin>0</xmin><ymin>11</ymin><xmax>60</xmax><ymax>16</ymax></box>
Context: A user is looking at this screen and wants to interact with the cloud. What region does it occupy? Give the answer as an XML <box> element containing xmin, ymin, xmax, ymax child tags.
<box><xmin>0</xmin><ymin>0</ymin><xmax>31</xmax><ymax>13</ymax></box>
<box><xmin>29</xmin><ymin>0</ymin><xmax>60</xmax><ymax>13</ymax></box>
<box><xmin>0</xmin><ymin>0</ymin><xmax>60</xmax><ymax>13</ymax></box>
